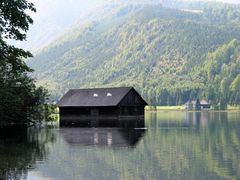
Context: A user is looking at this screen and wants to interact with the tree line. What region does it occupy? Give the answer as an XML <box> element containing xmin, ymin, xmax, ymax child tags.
<box><xmin>0</xmin><ymin>0</ymin><xmax>52</xmax><ymax>127</ymax></box>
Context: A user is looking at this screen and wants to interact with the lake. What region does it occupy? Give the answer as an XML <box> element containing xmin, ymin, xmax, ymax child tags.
<box><xmin>1</xmin><ymin>111</ymin><xmax>240</xmax><ymax>180</ymax></box>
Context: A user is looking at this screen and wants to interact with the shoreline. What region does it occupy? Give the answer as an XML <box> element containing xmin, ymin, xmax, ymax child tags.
<box><xmin>145</xmin><ymin>109</ymin><xmax>240</xmax><ymax>112</ymax></box>
<box><xmin>145</xmin><ymin>106</ymin><xmax>240</xmax><ymax>112</ymax></box>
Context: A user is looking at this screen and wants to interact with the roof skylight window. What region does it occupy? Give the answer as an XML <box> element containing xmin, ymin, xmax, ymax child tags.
<box><xmin>107</xmin><ymin>93</ymin><xmax>112</xmax><ymax>97</ymax></box>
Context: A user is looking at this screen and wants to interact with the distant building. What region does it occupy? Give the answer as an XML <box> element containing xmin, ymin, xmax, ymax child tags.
<box><xmin>200</xmin><ymin>100</ymin><xmax>211</xmax><ymax>109</ymax></box>
<box><xmin>185</xmin><ymin>99</ymin><xmax>211</xmax><ymax>110</ymax></box>
<box><xmin>57</xmin><ymin>87</ymin><xmax>148</xmax><ymax>127</ymax></box>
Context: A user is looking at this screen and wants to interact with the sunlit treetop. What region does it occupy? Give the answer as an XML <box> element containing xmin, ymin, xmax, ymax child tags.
<box><xmin>0</xmin><ymin>0</ymin><xmax>36</xmax><ymax>41</ymax></box>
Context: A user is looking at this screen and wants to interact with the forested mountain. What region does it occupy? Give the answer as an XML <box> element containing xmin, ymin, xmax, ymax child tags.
<box><xmin>28</xmin><ymin>1</ymin><xmax>240</xmax><ymax>107</ymax></box>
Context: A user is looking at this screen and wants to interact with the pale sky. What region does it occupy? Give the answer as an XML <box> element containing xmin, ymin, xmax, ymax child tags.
<box><xmin>182</xmin><ymin>0</ymin><xmax>240</xmax><ymax>3</ymax></box>
<box><xmin>29</xmin><ymin>0</ymin><xmax>104</xmax><ymax>20</ymax></box>
<box><xmin>20</xmin><ymin>0</ymin><xmax>105</xmax><ymax>50</ymax></box>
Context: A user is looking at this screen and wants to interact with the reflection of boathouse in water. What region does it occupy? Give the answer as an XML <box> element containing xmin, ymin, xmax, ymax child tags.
<box><xmin>60</xmin><ymin>128</ymin><xmax>146</xmax><ymax>147</ymax></box>
<box><xmin>57</xmin><ymin>87</ymin><xmax>148</xmax><ymax>127</ymax></box>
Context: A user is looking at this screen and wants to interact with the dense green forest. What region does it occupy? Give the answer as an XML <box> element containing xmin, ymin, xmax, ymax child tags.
<box><xmin>28</xmin><ymin>1</ymin><xmax>240</xmax><ymax>108</ymax></box>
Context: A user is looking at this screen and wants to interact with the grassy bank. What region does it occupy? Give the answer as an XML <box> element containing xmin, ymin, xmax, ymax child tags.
<box><xmin>227</xmin><ymin>105</ymin><xmax>240</xmax><ymax>110</ymax></box>
<box><xmin>145</xmin><ymin>106</ymin><xmax>185</xmax><ymax>111</ymax></box>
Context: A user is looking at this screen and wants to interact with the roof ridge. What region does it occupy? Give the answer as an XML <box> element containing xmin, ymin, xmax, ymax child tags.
<box><xmin>69</xmin><ymin>87</ymin><xmax>133</xmax><ymax>91</ymax></box>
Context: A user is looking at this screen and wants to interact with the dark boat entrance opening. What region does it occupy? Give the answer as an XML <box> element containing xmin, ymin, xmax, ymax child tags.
<box><xmin>60</xmin><ymin>117</ymin><xmax>145</xmax><ymax>128</ymax></box>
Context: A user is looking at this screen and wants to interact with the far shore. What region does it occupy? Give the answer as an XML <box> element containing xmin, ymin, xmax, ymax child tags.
<box><xmin>145</xmin><ymin>106</ymin><xmax>240</xmax><ymax>111</ymax></box>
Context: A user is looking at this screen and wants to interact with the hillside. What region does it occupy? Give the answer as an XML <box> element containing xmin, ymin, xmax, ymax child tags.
<box><xmin>28</xmin><ymin>1</ymin><xmax>240</xmax><ymax>106</ymax></box>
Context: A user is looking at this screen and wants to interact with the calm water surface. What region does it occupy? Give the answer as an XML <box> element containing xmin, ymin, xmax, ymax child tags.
<box><xmin>1</xmin><ymin>111</ymin><xmax>240</xmax><ymax>180</ymax></box>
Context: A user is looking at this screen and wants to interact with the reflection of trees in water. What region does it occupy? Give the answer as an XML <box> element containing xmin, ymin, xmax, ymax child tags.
<box><xmin>1</xmin><ymin>112</ymin><xmax>238</xmax><ymax>180</ymax></box>
<box><xmin>41</xmin><ymin>112</ymin><xmax>240</xmax><ymax>180</ymax></box>
<box><xmin>143</xmin><ymin>111</ymin><xmax>240</xmax><ymax>179</ymax></box>
<box><xmin>0</xmin><ymin>128</ymin><xmax>56</xmax><ymax>180</ymax></box>
<box><xmin>202</xmin><ymin>112</ymin><xmax>240</xmax><ymax>179</ymax></box>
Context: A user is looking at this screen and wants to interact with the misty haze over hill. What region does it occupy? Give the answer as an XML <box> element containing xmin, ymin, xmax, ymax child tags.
<box><xmin>14</xmin><ymin>0</ymin><xmax>102</xmax><ymax>51</ymax></box>
<box><xmin>14</xmin><ymin>0</ymin><xmax>240</xmax><ymax>51</ymax></box>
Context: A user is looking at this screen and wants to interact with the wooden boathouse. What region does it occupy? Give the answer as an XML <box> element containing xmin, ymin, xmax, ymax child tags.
<box><xmin>57</xmin><ymin>87</ymin><xmax>148</xmax><ymax>127</ymax></box>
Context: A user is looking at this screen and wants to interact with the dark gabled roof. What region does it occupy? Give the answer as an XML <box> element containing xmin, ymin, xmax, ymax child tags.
<box><xmin>57</xmin><ymin>87</ymin><xmax>146</xmax><ymax>107</ymax></box>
